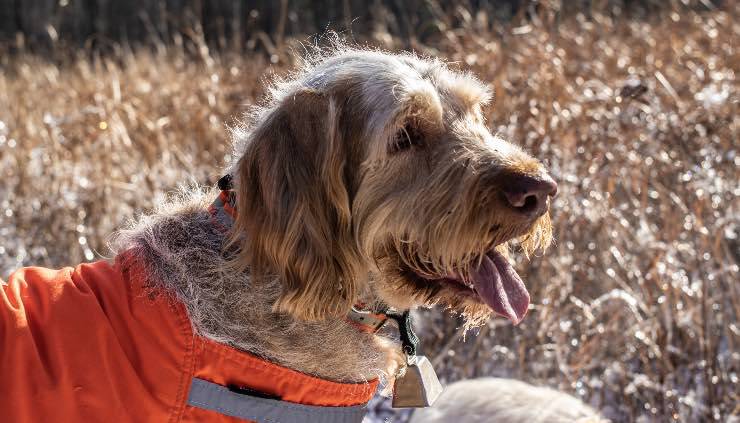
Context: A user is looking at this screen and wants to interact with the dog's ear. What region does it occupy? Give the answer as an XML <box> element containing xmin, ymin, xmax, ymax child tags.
<box><xmin>231</xmin><ymin>88</ymin><xmax>364</xmax><ymax>321</ymax></box>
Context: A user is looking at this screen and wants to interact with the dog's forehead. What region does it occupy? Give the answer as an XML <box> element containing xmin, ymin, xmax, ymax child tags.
<box><xmin>278</xmin><ymin>50</ymin><xmax>498</xmax><ymax>162</ymax></box>
<box><xmin>306</xmin><ymin>51</ymin><xmax>490</xmax><ymax>113</ymax></box>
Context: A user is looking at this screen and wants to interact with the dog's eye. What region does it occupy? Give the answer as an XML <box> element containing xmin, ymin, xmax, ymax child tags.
<box><xmin>390</xmin><ymin>124</ymin><xmax>424</xmax><ymax>154</ymax></box>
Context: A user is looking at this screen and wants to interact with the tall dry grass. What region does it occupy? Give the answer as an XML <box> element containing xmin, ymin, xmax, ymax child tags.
<box><xmin>1</xmin><ymin>4</ymin><xmax>737</xmax><ymax>423</ymax></box>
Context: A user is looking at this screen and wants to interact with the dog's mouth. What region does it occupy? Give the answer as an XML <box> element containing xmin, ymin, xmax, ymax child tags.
<box><xmin>411</xmin><ymin>249</ymin><xmax>529</xmax><ymax>325</ymax></box>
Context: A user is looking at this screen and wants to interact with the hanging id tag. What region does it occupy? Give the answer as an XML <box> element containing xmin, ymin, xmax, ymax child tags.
<box><xmin>392</xmin><ymin>354</ymin><xmax>443</xmax><ymax>408</ymax></box>
<box><xmin>386</xmin><ymin>311</ymin><xmax>443</xmax><ymax>408</ymax></box>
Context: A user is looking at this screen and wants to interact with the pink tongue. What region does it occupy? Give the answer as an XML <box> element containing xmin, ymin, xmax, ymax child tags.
<box><xmin>470</xmin><ymin>251</ymin><xmax>530</xmax><ymax>325</ymax></box>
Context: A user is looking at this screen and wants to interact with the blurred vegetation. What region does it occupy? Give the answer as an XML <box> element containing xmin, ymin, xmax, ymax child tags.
<box><xmin>0</xmin><ymin>0</ymin><xmax>728</xmax><ymax>53</ymax></box>
<box><xmin>0</xmin><ymin>1</ymin><xmax>737</xmax><ymax>422</ymax></box>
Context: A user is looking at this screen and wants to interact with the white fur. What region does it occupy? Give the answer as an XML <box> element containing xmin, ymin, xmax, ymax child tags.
<box><xmin>410</xmin><ymin>378</ymin><xmax>608</xmax><ymax>423</ymax></box>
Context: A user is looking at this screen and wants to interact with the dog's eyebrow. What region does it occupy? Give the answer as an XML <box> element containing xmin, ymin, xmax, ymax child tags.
<box><xmin>417</xmin><ymin>63</ymin><xmax>492</xmax><ymax>115</ymax></box>
<box><xmin>456</xmin><ymin>79</ymin><xmax>492</xmax><ymax>106</ymax></box>
<box><xmin>443</xmin><ymin>78</ymin><xmax>492</xmax><ymax>116</ymax></box>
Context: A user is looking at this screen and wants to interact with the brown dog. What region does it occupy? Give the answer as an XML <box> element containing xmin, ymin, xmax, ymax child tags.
<box><xmin>3</xmin><ymin>46</ymin><xmax>557</xmax><ymax>422</ymax></box>
<box><xmin>114</xmin><ymin>45</ymin><xmax>556</xmax><ymax>391</ymax></box>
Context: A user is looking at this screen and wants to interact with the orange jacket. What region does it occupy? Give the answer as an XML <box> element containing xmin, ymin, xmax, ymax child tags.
<box><xmin>1</xmin><ymin>258</ymin><xmax>378</xmax><ymax>422</ymax></box>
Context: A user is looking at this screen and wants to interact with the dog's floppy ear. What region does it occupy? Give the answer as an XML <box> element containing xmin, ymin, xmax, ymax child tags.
<box><xmin>231</xmin><ymin>88</ymin><xmax>364</xmax><ymax>321</ymax></box>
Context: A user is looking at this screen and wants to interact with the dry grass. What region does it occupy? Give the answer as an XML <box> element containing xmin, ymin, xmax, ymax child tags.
<box><xmin>1</xmin><ymin>4</ymin><xmax>737</xmax><ymax>423</ymax></box>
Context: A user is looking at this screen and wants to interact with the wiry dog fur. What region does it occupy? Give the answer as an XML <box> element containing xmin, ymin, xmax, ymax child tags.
<box><xmin>112</xmin><ymin>45</ymin><xmax>554</xmax><ymax>385</ymax></box>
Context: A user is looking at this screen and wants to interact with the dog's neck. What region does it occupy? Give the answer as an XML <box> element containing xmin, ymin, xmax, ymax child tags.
<box><xmin>112</xmin><ymin>188</ymin><xmax>403</xmax><ymax>384</ymax></box>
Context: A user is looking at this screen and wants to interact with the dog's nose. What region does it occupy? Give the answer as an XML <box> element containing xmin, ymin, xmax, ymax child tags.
<box><xmin>502</xmin><ymin>174</ymin><xmax>558</xmax><ymax>217</ymax></box>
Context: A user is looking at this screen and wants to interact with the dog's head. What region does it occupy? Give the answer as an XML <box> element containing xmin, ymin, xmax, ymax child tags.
<box><xmin>230</xmin><ymin>48</ymin><xmax>556</xmax><ymax>325</ymax></box>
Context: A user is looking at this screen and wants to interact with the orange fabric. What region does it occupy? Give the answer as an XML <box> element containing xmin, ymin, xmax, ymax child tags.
<box><xmin>1</xmin><ymin>259</ymin><xmax>378</xmax><ymax>422</ymax></box>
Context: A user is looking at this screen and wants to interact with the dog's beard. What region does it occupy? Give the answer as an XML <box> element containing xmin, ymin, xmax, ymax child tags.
<box><xmin>518</xmin><ymin>212</ymin><xmax>552</xmax><ymax>257</ymax></box>
<box><xmin>372</xmin><ymin>212</ymin><xmax>552</xmax><ymax>327</ymax></box>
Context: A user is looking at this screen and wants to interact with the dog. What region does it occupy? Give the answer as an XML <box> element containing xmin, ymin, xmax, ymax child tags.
<box><xmin>409</xmin><ymin>378</ymin><xmax>608</xmax><ymax>423</ymax></box>
<box><xmin>1</xmin><ymin>46</ymin><xmax>557</xmax><ymax>422</ymax></box>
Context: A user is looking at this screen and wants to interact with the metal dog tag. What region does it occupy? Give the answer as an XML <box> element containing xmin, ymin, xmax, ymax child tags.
<box><xmin>391</xmin><ymin>355</ymin><xmax>443</xmax><ymax>408</ymax></box>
